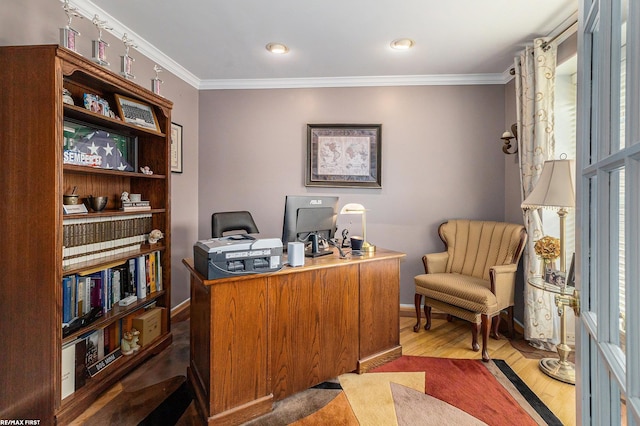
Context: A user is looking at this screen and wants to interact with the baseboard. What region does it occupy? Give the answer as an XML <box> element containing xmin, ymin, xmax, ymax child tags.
<box><xmin>171</xmin><ymin>298</ymin><xmax>190</xmax><ymax>320</ymax></box>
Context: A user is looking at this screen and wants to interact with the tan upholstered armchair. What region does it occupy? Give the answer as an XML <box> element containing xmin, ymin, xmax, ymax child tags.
<box><xmin>413</xmin><ymin>220</ymin><xmax>526</xmax><ymax>362</ymax></box>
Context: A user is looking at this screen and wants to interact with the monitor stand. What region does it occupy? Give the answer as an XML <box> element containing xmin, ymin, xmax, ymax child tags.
<box><xmin>305</xmin><ymin>234</ymin><xmax>334</xmax><ymax>258</ymax></box>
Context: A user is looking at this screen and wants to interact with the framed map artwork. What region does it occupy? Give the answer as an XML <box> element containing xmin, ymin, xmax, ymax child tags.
<box><xmin>306</xmin><ymin>124</ymin><xmax>381</xmax><ymax>188</ymax></box>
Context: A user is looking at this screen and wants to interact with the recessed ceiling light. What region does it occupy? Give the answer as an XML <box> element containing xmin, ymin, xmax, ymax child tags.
<box><xmin>266</xmin><ymin>42</ymin><xmax>289</xmax><ymax>54</ymax></box>
<box><xmin>390</xmin><ymin>38</ymin><xmax>415</xmax><ymax>50</ymax></box>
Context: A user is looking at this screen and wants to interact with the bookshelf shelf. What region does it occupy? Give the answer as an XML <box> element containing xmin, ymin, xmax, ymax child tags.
<box><xmin>63</xmin><ymin>164</ymin><xmax>167</xmax><ymax>179</ymax></box>
<box><xmin>63</xmin><ymin>104</ymin><xmax>167</xmax><ymax>138</ymax></box>
<box><xmin>56</xmin><ymin>334</ymin><xmax>170</xmax><ymax>426</ymax></box>
<box><xmin>62</xmin><ymin>290</ymin><xmax>166</xmax><ymax>344</ymax></box>
<box><xmin>0</xmin><ymin>45</ymin><xmax>173</xmax><ymax>424</ymax></box>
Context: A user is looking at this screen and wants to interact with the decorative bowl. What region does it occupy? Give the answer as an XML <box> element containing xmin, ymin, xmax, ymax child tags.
<box><xmin>87</xmin><ymin>196</ymin><xmax>108</xmax><ymax>212</ymax></box>
<box><xmin>63</xmin><ymin>194</ymin><xmax>80</xmax><ymax>205</ymax></box>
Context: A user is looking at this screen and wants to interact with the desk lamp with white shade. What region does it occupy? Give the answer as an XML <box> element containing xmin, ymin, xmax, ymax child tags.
<box><xmin>340</xmin><ymin>203</ymin><xmax>375</xmax><ymax>253</ymax></box>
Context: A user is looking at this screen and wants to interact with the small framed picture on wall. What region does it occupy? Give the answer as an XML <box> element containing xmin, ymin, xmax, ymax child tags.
<box><xmin>171</xmin><ymin>122</ymin><xmax>183</xmax><ymax>173</ymax></box>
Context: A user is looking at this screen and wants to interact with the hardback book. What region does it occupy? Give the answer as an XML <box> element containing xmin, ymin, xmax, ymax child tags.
<box><xmin>62</xmin><ymin>277</ymin><xmax>73</xmax><ymax>324</ymax></box>
<box><xmin>76</xmin><ymin>275</ymin><xmax>84</xmax><ymax>317</ymax></box>
<box><xmin>74</xmin><ymin>337</ymin><xmax>87</xmax><ymax>391</ymax></box>
<box><xmin>85</xmin><ymin>330</ymin><xmax>100</xmax><ymax>366</ymax></box>
<box><xmin>155</xmin><ymin>251</ymin><xmax>163</xmax><ymax>291</ymax></box>
<box><xmin>61</xmin><ymin>341</ymin><xmax>76</xmax><ymax>399</ymax></box>
<box><xmin>149</xmin><ymin>253</ymin><xmax>156</xmax><ymax>293</ymax></box>
<box><xmin>136</xmin><ymin>256</ymin><xmax>147</xmax><ymax>299</ymax></box>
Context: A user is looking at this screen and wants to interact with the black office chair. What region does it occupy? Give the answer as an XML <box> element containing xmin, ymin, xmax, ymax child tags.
<box><xmin>211</xmin><ymin>211</ymin><xmax>259</xmax><ymax>238</ymax></box>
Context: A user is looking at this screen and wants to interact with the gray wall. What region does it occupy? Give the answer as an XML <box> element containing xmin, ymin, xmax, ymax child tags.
<box><xmin>198</xmin><ymin>86</ymin><xmax>508</xmax><ymax>305</ymax></box>
<box><xmin>1</xmin><ymin>0</ymin><xmax>200</xmax><ymax>307</ymax></box>
<box><xmin>3</xmin><ymin>0</ymin><xmax>512</xmax><ymax>308</ymax></box>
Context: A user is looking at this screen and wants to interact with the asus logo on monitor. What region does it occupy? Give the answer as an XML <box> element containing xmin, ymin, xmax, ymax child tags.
<box><xmin>310</xmin><ymin>200</ymin><xmax>323</xmax><ymax>205</ymax></box>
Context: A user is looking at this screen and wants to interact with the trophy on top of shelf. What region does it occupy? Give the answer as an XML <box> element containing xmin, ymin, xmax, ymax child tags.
<box><xmin>60</xmin><ymin>0</ymin><xmax>83</xmax><ymax>54</ymax></box>
<box><xmin>91</xmin><ymin>14</ymin><xmax>111</xmax><ymax>66</ymax></box>
<box><xmin>120</xmin><ymin>34</ymin><xmax>137</xmax><ymax>80</ymax></box>
<box><xmin>151</xmin><ymin>65</ymin><xmax>163</xmax><ymax>96</ymax></box>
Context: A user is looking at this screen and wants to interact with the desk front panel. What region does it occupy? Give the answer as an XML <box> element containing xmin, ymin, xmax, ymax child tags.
<box><xmin>269</xmin><ymin>264</ymin><xmax>359</xmax><ymax>400</ymax></box>
<box><xmin>359</xmin><ymin>258</ymin><xmax>401</xmax><ymax>358</ymax></box>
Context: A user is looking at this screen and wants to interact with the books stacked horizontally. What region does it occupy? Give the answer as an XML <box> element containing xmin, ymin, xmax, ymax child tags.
<box><xmin>121</xmin><ymin>200</ymin><xmax>151</xmax><ymax>212</ymax></box>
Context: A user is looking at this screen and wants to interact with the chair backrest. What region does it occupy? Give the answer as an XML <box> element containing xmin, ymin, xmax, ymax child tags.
<box><xmin>438</xmin><ymin>219</ymin><xmax>526</xmax><ymax>280</ymax></box>
<box><xmin>211</xmin><ymin>211</ymin><xmax>259</xmax><ymax>238</ymax></box>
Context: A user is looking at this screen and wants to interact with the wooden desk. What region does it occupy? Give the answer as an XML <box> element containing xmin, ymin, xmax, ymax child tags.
<box><xmin>183</xmin><ymin>248</ymin><xmax>405</xmax><ymax>425</ymax></box>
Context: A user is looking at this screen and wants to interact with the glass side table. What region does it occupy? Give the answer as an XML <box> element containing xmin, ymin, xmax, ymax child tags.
<box><xmin>527</xmin><ymin>276</ymin><xmax>580</xmax><ymax>385</ymax></box>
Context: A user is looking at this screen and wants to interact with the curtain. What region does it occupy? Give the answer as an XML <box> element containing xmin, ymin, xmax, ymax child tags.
<box><xmin>514</xmin><ymin>38</ymin><xmax>559</xmax><ymax>350</ymax></box>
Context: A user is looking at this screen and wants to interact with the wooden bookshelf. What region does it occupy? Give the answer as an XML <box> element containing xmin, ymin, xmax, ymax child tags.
<box><xmin>0</xmin><ymin>45</ymin><xmax>173</xmax><ymax>424</ymax></box>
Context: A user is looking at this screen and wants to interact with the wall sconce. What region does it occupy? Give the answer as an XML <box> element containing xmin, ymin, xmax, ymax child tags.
<box><xmin>501</xmin><ymin>123</ymin><xmax>518</xmax><ymax>155</ymax></box>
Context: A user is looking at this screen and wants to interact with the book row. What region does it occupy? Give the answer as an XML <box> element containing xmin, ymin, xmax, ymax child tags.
<box><xmin>61</xmin><ymin>304</ymin><xmax>165</xmax><ymax>400</ymax></box>
<box><xmin>62</xmin><ymin>235</ymin><xmax>147</xmax><ymax>268</ymax></box>
<box><xmin>63</xmin><ymin>214</ymin><xmax>152</xmax><ymax>248</ymax></box>
<box><xmin>62</xmin><ymin>251</ymin><xmax>163</xmax><ymax>325</ymax></box>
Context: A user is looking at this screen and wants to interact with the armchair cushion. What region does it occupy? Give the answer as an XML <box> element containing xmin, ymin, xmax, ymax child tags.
<box><xmin>415</xmin><ymin>273</ymin><xmax>497</xmax><ymax>314</ymax></box>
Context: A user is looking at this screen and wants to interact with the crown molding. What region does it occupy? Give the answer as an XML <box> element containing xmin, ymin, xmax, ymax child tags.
<box><xmin>69</xmin><ymin>0</ymin><xmax>200</xmax><ymax>89</ymax></box>
<box><xmin>198</xmin><ymin>73</ymin><xmax>507</xmax><ymax>90</ymax></box>
<box><xmin>69</xmin><ymin>0</ymin><xmax>511</xmax><ymax>91</ymax></box>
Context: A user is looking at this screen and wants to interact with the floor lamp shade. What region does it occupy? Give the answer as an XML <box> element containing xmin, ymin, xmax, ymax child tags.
<box><xmin>521</xmin><ymin>159</ymin><xmax>575</xmax><ymax>272</ymax></box>
<box><xmin>521</xmin><ymin>159</ymin><xmax>575</xmax><ymax>210</ymax></box>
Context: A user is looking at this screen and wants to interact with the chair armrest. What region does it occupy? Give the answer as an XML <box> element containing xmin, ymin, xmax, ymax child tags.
<box><xmin>489</xmin><ymin>263</ymin><xmax>518</xmax><ymax>307</ymax></box>
<box><xmin>422</xmin><ymin>252</ymin><xmax>449</xmax><ymax>274</ymax></box>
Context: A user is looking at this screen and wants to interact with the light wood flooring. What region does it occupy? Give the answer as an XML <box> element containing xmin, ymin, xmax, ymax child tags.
<box><xmin>70</xmin><ymin>311</ymin><xmax>576</xmax><ymax>425</ymax></box>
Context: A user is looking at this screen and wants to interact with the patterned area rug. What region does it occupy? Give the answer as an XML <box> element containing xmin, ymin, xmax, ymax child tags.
<box><xmin>136</xmin><ymin>355</ymin><xmax>562</xmax><ymax>425</ymax></box>
<box><xmin>244</xmin><ymin>355</ymin><xmax>562</xmax><ymax>425</ymax></box>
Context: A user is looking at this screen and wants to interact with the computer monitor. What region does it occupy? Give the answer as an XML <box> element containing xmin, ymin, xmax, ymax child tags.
<box><xmin>281</xmin><ymin>195</ymin><xmax>339</xmax><ymax>257</ymax></box>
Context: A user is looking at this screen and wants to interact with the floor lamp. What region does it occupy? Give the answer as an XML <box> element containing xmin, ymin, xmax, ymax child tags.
<box><xmin>521</xmin><ymin>158</ymin><xmax>578</xmax><ymax>384</ymax></box>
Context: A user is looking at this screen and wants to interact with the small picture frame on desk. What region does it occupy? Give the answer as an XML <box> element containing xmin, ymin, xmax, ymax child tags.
<box><xmin>114</xmin><ymin>94</ymin><xmax>160</xmax><ymax>132</ymax></box>
<box><xmin>566</xmin><ymin>253</ymin><xmax>576</xmax><ymax>287</ymax></box>
<box><xmin>545</xmin><ymin>268</ymin><xmax>566</xmax><ymax>287</ymax></box>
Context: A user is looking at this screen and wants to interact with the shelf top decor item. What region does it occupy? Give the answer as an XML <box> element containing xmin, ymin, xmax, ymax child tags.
<box><xmin>151</xmin><ymin>65</ymin><xmax>163</xmax><ymax>96</ymax></box>
<box><xmin>91</xmin><ymin>14</ymin><xmax>112</xmax><ymax>66</ymax></box>
<box><xmin>63</xmin><ymin>120</ymin><xmax>136</xmax><ymax>171</ymax></box>
<box><xmin>114</xmin><ymin>94</ymin><xmax>160</xmax><ymax>132</ymax></box>
<box><xmin>120</xmin><ymin>33</ymin><xmax>137</xmax><ymax>80</ymax></box>
<box><xmin>60</xmin><ymin>0</ymin><xmax>83</xmax><ymax>53</ymax></box>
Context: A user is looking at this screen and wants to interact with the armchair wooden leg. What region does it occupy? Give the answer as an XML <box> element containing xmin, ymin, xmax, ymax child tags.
<box><xmin>413</xmin><ymin>293</ymin><xmax>422</xmax><ymax>332</ymax></box>
<box><xmin>424</xmin><ymin>305</ymin><xmax>432</xmax><ymax>330</ymax></box>
<box><xmin>471</xmin><ymin>322</ymin><xmax>480</xmax><ymax>352</ymax></box>
<box><xmin>491</xmin><ymin>315</ymin><xmax>501</xmax><ymax>339</ymax></box>
<box><xmin>481</xmin><ymin>314</ymin><xmax>490</xmax><ymax>362</ymax></box>
<box><xmin>507</xmin><ymin>306</ymin><xmax>515</xmax><ymax>338</ymax></box>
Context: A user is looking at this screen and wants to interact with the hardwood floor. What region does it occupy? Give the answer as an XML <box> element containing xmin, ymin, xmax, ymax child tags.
<box><xmin>70</xmin><ymin>311</ymin><xmax>576</xmax><ymax>425</ymax></box>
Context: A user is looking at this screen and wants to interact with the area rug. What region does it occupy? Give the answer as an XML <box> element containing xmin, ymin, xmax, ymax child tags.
<box><xmin>243</xmin><ymin>355</ymin><xmax>562</xmax><ymax>426</ymax></box>
<box><xmin>138</xmin><ymin>355</ymin><xmax>562</xmax><ymax>425</ymax></box>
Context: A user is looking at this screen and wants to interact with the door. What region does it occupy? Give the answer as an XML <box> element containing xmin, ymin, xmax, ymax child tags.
<box><xmin>577</xmin><ymin>0</ymin><xmax>639</xmax><ymax>424</ymax></box>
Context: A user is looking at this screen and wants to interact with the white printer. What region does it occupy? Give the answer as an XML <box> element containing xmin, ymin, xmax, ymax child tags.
<box><xmin>193</xmin><ymin>234</ymin><xmax>283</xmax><ymax>279</ymax></box>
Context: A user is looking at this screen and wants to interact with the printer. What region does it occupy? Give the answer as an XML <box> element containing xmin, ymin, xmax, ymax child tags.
<box><xmin>194</xmin><ymin>234</ymin><xmax>283</xmax><ymax>279</ymax></box>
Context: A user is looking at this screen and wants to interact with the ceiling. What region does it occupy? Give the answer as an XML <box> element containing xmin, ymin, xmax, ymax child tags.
<box><xmin>72</xmin><ymin>0</ymin><xmax>578</xmax><ymax>89</ymax></box>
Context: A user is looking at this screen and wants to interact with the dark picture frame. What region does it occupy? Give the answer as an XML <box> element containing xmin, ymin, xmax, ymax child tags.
<box><xmin>114</xmin><ymin>94</ymin><xmax>160</xmax><ymax>133</ymax></box>
<box><xmin>170</xmin><ymin>122</ymin><xmax>183</xmax><ymax>173</ymax></box>
<box><xmin>306</xmin><ymin>124</ymin><xmax>382</xmax><ymax>188</ymax></box>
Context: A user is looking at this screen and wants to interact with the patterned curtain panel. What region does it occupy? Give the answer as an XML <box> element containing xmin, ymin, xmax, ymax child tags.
<box><xmin>514</xmin><ymin>38</ymin><xmax>559</xmax><ymax>350</ymax></box>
